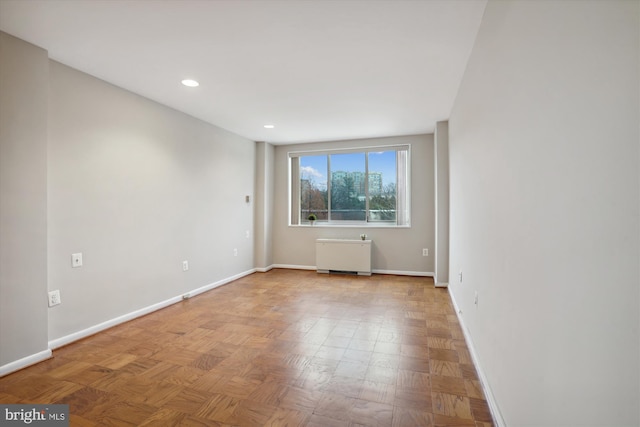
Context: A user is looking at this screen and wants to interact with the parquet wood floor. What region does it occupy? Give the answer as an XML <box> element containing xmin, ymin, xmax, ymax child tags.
<box><xmin>0</xmin><ymin>269</ymin><xmax>494</xmax><ymax>426</ymax></box>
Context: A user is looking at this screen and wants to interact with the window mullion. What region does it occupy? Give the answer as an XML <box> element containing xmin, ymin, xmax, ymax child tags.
<box><xmin>291</xmin><ymin>157</ymin><xmax>300</xmax><ymax>225</ymax></box>
<box><xmin>327</xmin><ymin>154</ymin><xmax>331</xmax><ymax>222</ymax></box>
<box><xmin>365</xmin><ymin>153</ymin><xmax>369</xmax><ymax>222</ymax></box>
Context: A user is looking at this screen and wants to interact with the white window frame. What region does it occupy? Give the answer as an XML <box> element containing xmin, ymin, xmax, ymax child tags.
<box><xmin>288</xmin><ymin>144</ymin><xmax>411</xmax><ymax>228</ymax></box>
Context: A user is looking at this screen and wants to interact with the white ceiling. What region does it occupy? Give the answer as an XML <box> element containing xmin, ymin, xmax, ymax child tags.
<box><xmin>0</xmin><ymin>0</ymin><xmax>486</xmax><ymax>144</ymax></box>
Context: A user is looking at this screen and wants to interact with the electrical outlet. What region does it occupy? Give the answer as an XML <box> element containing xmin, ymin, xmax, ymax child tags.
<box><xmin>246</xmin><ymin>230</ymin><xmax>250</xmax><ymax>239</ymax></box>
<box><xmin>233</xmin><ymin>248</ymin><xmax>238</xmax><ymax>257</ymax></box>
<box><xmin>48</xmin><ymin>290</ymin><xmax>61</xmax><ymax>307</ymax></box>
<box><xmin>474</xmin><ymin>291</ymin><xmax>479</xmax><ymax>306</ymax></box>
<box><xmin>71</xmin><ymin>253</ymin><xmax>83</xmax><ymax>268</ymax></box>
<box><xmin>422</xmin><ymin>248</ymin><xmax>428</xmax><ymax>256</ymax></box>
<box><xmin>459</xmin><ymin>270</ymin><xmax>463</xmax><ymax>283</ymax></box>
<box><xmin>182</xmin><ymin>260</ymin><xmax>189</xmax><ymax>271</ymax></box>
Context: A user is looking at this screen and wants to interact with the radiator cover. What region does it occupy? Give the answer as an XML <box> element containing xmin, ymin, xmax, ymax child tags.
<box><xmin>315</xmin><ymin>239</ymin><xmax>372</xmax><ymax>276</ymax></box>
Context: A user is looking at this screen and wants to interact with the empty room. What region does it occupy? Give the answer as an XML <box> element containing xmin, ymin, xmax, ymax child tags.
<box><xmin>0</xmin><ymin>0</ymin><xmax>638</xmax><ymax>426</ymax></box>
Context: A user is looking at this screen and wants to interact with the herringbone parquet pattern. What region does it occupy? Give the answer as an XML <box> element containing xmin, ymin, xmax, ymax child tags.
<box><xmin>0</xmin><ymin>269</ymin><xmax>493</xmax><ymax>426</ymax></box>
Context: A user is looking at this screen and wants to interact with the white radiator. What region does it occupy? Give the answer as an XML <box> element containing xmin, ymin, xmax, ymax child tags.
<box><xmin>315</xmin><ymin>239</ymin><xmax>372</xmax><ymax>276</ymax></box>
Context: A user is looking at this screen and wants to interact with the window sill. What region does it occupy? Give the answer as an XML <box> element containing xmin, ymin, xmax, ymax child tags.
<box><xmin>290</xmin><ymin>223</ymin><xmax>410</xmax><ymax>229</ymax></box>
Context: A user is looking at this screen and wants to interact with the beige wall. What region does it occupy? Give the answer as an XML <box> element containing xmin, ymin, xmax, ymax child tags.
<box><xmin>272</xmin><ymin>134</ymin><xmax>435</xmax><ymax>275</ymax></box>
<box><xmin>0</xmin><ymin>32</ymin><xmax>49</xmax><ymax>368</ymax></box>
<box><xmin>254</xmin><ymin>141</ymin><xmax>275</xmax><ymax>270</ymax></box>
<box><xmin>449</xmin><ymin>1</ymin><xmax>639</xmax><ymax>425</ymax></box>
<box><xmin>47</xmin><ymin>61</ymin><xmax>255</xmax><ymax>341</ymax></box>
<box><xmin>434</xmin><ymin>121</ymin><xmax>449</xmax><ymax>285</ymax></box>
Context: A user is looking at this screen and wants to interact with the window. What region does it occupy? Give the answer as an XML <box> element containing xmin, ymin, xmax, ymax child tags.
<box><xmin>290</xmin><ymin>145</ymin><xmax>410</xmax><ymax>226</ymax></box>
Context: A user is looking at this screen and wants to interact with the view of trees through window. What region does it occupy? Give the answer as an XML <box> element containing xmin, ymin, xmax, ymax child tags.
<box><xmin>300</xmin><ymin>150</ymin><xmax>398</xmax><ymax>223</ymax></box>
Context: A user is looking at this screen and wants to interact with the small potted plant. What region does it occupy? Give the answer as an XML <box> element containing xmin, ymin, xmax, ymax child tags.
<box><xmin>307</xmin><ymin>213</ymin><xmax>317</xmax><ymax>225</ymax></box>
<box><xmin>360</xmin><ymin>233</ymin><xmax>367</xmax><ymax>240</ymax></box>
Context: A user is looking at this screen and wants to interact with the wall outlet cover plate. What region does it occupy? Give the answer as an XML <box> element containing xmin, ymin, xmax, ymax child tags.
<box><xmin>48</xmin><ymin>290</ymin><xmax>61</xmax><ymax>307</ymax></box>
<box><xmin>72</xmin><ymin>253</ymin><xmax>83</xmax><ymax>268</ymax></box>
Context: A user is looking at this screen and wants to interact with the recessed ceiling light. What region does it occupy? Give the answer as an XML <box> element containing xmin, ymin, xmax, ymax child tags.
<box><xmin>264</xmin><ymin>124</ymin><xmax>275</xmax><ymax>129</ymax></box>
<box><xmin>181</xmin><ymin>79</ymin><xmax>199</xmax><ymax>87</ymax></box>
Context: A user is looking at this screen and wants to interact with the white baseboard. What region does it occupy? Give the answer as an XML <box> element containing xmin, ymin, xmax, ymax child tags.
<box><xmin>3</xmin><ymin>269</ymin><xmax>256</xmax><ymax>376</ymax></box>
<box><xmin>272</xmin><ymin>264</ymin><xmax>317</xmax><ymax>271</ymax></box>
<box><xmin>372</xmin><ymin>269</ymin><xmax>434</xmax><ymax>277</ymax></box>
<box><xmin>49</xmin><ymin>268</ymin><xmax>255</xmax><ymax>350</ymax></box>
<box><xmin>0</xmin><ymin>349</ymin><xmax>52</xmax><ymax>378</ymax></box>
<box><xmin>186</xmin><ymin>269</ymin><xmax>255</xmax><ymax>299</ymax></box>
<box><xmin>448</xmin><ymin>287</ymin><xmax>506</xmax><ymax>427</ymax></box>
<box><xmin>271</xmin><ymin>265</ymin><xmax>434</xmax><ymax>278</ymax></box>
<box><xmin>434</xmin><ymin>281</ymin><xmax>449</xmax><ymax>288</ymax></box>
<box><xmin>254</xmin><ymin>265</ymin><xmax>274</xmax><ymax>273</ymax></box>
<box><xmin>49</xmin><ymin>295</ymin><xmax>184</xmax><ymax>350</ymax></box>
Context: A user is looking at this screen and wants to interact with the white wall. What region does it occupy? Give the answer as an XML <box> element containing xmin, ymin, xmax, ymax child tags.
<box><xmin>272</xmin><ymin>134</ymin><xmax>434</xmax><ymax>275</ymax></box>
<box><xmin>47</xmin><ymin>61</ymin><xmax>255</xmax><ymax>342</ymax></box>
<box><xmin>449</xmin><ymin>1</ymin><xmax>639</xmax><ymax>425</ymax></box>
<box><xmin>0</xmin><ymin>32</ymin><xmax>49</xmax><ymax>369</ymax></box>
